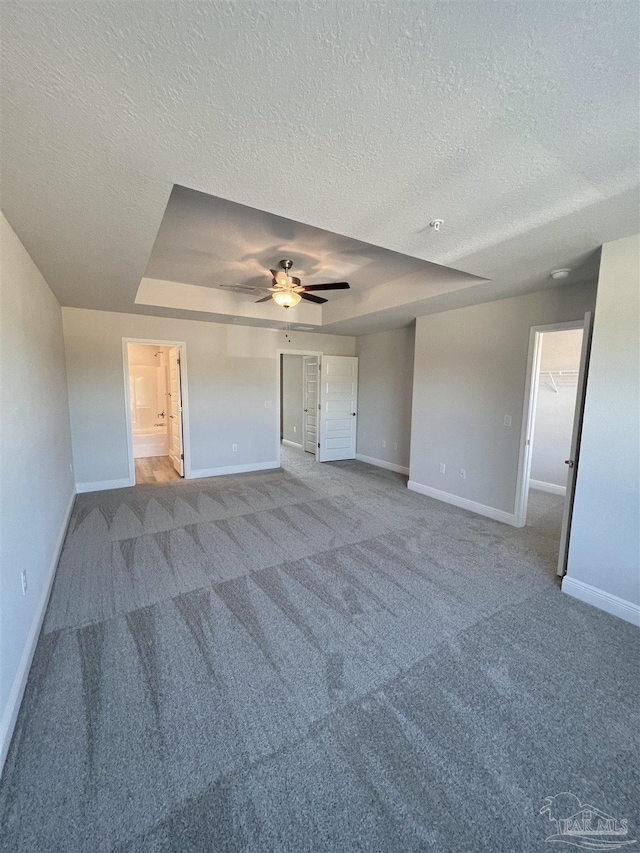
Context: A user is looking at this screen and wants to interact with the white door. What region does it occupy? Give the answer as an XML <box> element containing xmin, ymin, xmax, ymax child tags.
<box><xmin>303</xmin><ymin>356</ymin><xmax>318</xmax><ymax>455</ymax></box>
<box><xmin>318</xmin><ymin>356</ymin><xmax>358</xmax><ymax>462</ymax></box>
<box><xmin>168</xmin><ymin>346</ymin><xmax>184</xmax><ymax>476</ymax></box>
<box><xmin>557</xmin><ymin>312</ymin><xmax>593</xmax><ymax>576</ymax></box>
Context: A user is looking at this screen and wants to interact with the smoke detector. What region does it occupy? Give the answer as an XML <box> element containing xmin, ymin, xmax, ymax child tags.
<box><xmin>551</xmin><ymin>268</ymin><xmax>571</xmax><ymax>280</ymax></box>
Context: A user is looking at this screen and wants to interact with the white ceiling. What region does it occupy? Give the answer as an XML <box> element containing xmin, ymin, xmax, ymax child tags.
<box><xmin>1</xmin><ymin>2</ymin><xmax>638</xmax><ymax>335</ymax></box>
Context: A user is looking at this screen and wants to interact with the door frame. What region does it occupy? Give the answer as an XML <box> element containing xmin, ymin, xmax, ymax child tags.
<box><xmin>513</xmin><ymin>319</ymin><xmax>584</xmax><ymax>528</ymax></box>
<box><xmin>276</xmin><ymin>349</ymin><xmax>322</xmax><ymax>466</ymax></box>
<box><xmin>122</xmin><ymin>337</ymin><xmax>192</xmax><ymax>485</ymax></box>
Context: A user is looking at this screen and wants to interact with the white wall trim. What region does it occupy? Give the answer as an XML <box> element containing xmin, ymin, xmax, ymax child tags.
<box><xmin>0</xmin><ymin>488</ymin><xmax>76</xmax><ymax>774</ymax></box>
<box><xmin>76</xmin><ymin>478</ymin><xmax>132</xmax><ymax>493</ymax></box>
<box><xmin>356</xmin><ymin>453</ymin><xmax>409</xmax><ymax>476</ymax></box>
<box><xmin>529</xmin><ymin>479</ymin><xmax>567</xmax><ymax>496</ymax></box>
<box><xmin>281</xmin><ymin>439</ymin><xmax>303</xmax><ymax>450</ymax></box>
<box><xmin>562</xmin><ymin>576</ymin><xmax>640</xmax><ymax>627</ymax></box>
<box><xmin>190</xmin><ymin>460</ymin><xmax>280</xmax><ymax>479</ymax></box>
<box><xmin>407</xmin><ymin>480</ymin><xmax>518</xmax><ymax>526</ymax></box>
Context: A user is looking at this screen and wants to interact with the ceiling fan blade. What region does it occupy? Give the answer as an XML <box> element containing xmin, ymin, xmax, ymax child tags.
<box><xmin>302</xmin><ymin>282</ymin><xmax>350</xmax><ymax>292</ymax></box>
<box><xmin>218</xmin><ymin>283</ymin><xmax>257</xmax><ymax>293</ymax></box>
<box><xmin>300</xmin><ymin>292</ymin><xmax>328</xmax><ymax>304</ymax></box>
<box><xmin>255</xmin><ymin>295</ymin><xmax>273</xmax><ymax>303</ymax></box>
<box><xmin>289</xmin><ymin>276</ymin><xmax>301</xmax><ymax>287</ymax></box>
<box><xmin>269</xmin><ymin>270</ymin><xmax>279</xmax><ymax>279</ymax></box>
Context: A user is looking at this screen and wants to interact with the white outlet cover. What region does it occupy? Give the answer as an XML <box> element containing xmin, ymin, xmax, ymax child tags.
<box><xmin>265</xmin><ymin>400</ymin><xmax>272</xmax><ymax>408</ymax></box>
<box><xmin>439</xmin><ymin>463</ymin><xmax>446</xmax><ymax>474</ymax></box>
<box><xmin>232</xmin><ymin>444</ymin><xmax>238</xmax><ymax>452</ymax></box>
<box><xmin>503</xmin><ymin>415</ymin><xmax>512</xmax><ymax>427</ymax></box>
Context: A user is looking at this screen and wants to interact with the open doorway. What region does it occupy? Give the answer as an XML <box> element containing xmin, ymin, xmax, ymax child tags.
<box><xmin>277</xmin><ymin>350</ymin><xmax>359</xmax><ymax>465</ymax></box>
<box><xmin>124</xmin><ymin>340</ymin><xmax>188</xmax><ymax>485</ymax></box>
<box><xmin>528</xmin><ymin>328</ymin><xmax>583</xmax><ymax>500</ymax></box>
<box><xmin>280</xmin><ymin>352</ymin><xmax>318</xmax><ymax>459</ymax></box>
<box><xmin>516</xmin><ymin>314</ymin><xmax>593</xmax><ymax>575</ymax></box>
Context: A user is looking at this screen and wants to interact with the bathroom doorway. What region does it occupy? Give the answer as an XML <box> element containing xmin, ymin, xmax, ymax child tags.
<box><xmin>123</xmin><ymin>339</ymin><xmax>189</xmax><ymax>485</ymax></box>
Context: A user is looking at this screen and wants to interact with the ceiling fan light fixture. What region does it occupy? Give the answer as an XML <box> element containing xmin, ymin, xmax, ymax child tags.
<box><xmin>272</xmin><ymin>290</ymin><xmax>301</xmax><ymax>308</ymax></box>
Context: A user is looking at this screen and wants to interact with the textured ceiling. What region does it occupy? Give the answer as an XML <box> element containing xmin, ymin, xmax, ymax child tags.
<box><xmin>1</xmin><ymin>1</ymin><xmax>638</xmax><ymax>335</ymax></box>
<box><xmin>137</xmin><ymin>185</ymin><xmax>485</xmax><ymax>329</ymax></box>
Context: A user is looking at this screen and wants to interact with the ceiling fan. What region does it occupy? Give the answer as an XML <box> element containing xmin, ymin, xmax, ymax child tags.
<box><xmin>253</xmin><ymin>260</ymin><xmax>350</xmax><ymax>308</ymax></box>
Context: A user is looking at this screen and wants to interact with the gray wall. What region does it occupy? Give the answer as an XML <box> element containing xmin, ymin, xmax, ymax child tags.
<box><xmin>530</xmin><ymin>329</ymin><xmax>582</xmax><ymax>488</ymax></box>
<box><xmin>62</xmin><ymin>308</ymin><xmax>354</xmax><ymax>485</ymax></box>
<box><xmin>355</xmin><ymin>326</ymin><xmax>415</xmax><ymax>470</ymax></box>
<box><xmin>281</xmin><ymin>355</ymin><xmax>303</xmax><ymax>446</ymax></box>
<box><xmin>567</xmin><ymin>234</ymin><xmax>640</xmax><ymax>610</ymax></box>
<box><xmin>0</xmin><ymin>213</ymin><xmax>75</xmax><ymax>766</ymax></box>
<box><xmin>409</xmin><ymin>281</ymin><xmax>597</xmax><ymax>514</ymax></box>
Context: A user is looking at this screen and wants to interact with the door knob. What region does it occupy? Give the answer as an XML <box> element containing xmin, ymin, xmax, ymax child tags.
<box><xmin>564</xmin><ymin>459</ymin><xmax>574</xmax><ymax>467</ymax></box>
<box><xmin>351</xmin><ymin>412</ymin><xmax>356</xmax><ymax>416</ymax></box>
<box><xmin>304</xmin><ymin>408</ymin><xmax>308</xmax><ymax>412</ymax></box>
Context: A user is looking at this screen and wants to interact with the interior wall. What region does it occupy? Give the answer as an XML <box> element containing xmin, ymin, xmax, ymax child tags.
<box><xmin>409</xmin><ymin>281</ymin><xmax>597</xmax><ymax>516</ymax></box>
<box><xmin>0</xmin><ymin>212</ymin><xmax>75</xmax><ymax>768</ymax></box>
<box><xmin>127</xmin><ymin>343</ymin><xmax>162</xmax><ymax>366</ymax></box>
<box><xmin>565</xmin><ymin>234</ymin><xmax>640</xmax><ymax>620</ymax></box>
<box><xmin>530</xmin><ymin>329</ymin><xmax>582</xmax><ymax>490</ymax></box>
<box><xmin>355</xmin><ymin>326</ymin><xmax>415</xmax><ymax>471</ymax></box>
<box><xmin>62</xmin><ymin>308</ymin><xmax>355</xmax><ymax>486</ymax></box>
<box><xmin>281</xmin><ymin>355</ymin><xmax>303</xmax><ymax>446</ymax></box>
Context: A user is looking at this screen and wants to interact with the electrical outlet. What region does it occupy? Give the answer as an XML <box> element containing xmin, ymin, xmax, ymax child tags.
<box><xmin>69</xmin><ymin>463</ymin><xmax>73</xmax><ymax>474</ymax></box>
<box><xmin>460</xmin><ymin>468</ymin><xmax>466</xmax><ymax>479</ymax></box>
<box><xmin>382</xmin><ymin>440</ymin><xmax>386</xmax><ymax>448</ymax></box>
<box><xmin>503</xmin><ymin>414</ymin><xmax>512</xmax><ymax>427</ymax></box>
<box><xmin>21</xmin><ymin>571</ymin><xmax>27</xmax><ymax>595</ymax></box>
<box><xmin>264</xmin><ymin>400</ymin><xmax>272</xmax><ymax>408</ymax></box>
<box><xmin>232</xmin><ymin>443</ymin><xmax>238</xmax><ymax>452</ymax></box>
<box><xmin>439</xmin><ymin>463</ymin><xmax>446</xmax><ymax>474</ymax></box>
<box><xmin>393</xmin><ymin>442</ymin><xmax>398</xmax><ymax>451</ymax></box>
<box><xmin>293</xmin><ymin>426</ymin><xmax>297</xmax><ymax>433</ymax></box>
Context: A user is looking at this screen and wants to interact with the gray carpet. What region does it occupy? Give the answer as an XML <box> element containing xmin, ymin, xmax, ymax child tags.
<box><xmin>1</xmin><ymin>447</ymin><xmax>638</xmax><ymax>852</ymax></box>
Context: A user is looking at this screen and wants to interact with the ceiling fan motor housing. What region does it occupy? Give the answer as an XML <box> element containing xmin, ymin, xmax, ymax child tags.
<box><xmin>254</xmin><ymin>260</ymin><xmax>350</xmax><ymax>306</ymax></box>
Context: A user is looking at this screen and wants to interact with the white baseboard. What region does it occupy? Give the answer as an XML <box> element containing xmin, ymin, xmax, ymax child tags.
<box><xmin>76</xmin><ymin>477</ymin><xmax>133</xmax><ymax>493</ymax></box>
<box><xmin>282</xmin><ymin>439</ymin><xmax>303</xmax><ymax>450</ymax></box>
<box><xmin>407</xmin><ymin>480</ymin><xmax>518</xmax><ymax>526</ymax></box>
<box><xmin>356</xmin><ymin>453</ymin><xmax>409</xmax><ymax>476</ymax></box>
<box><xmin>530</xmin><ymin>479</ymin><xmax>566</xmax><ymax>496</ymax></box>
<box><xmin>0</xmin><ymin>488</ymin><xmax>76</xmax><ymax>776</ymax></box>
<box><xmin>190</xmin><ymin>460</ymin><xmax>280</xmax><ymax>479</ymax></box>
<box><xmin>562</xmin><ymin>577</ymin><xmax>640</xmax><ymax>627</ymax></box>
